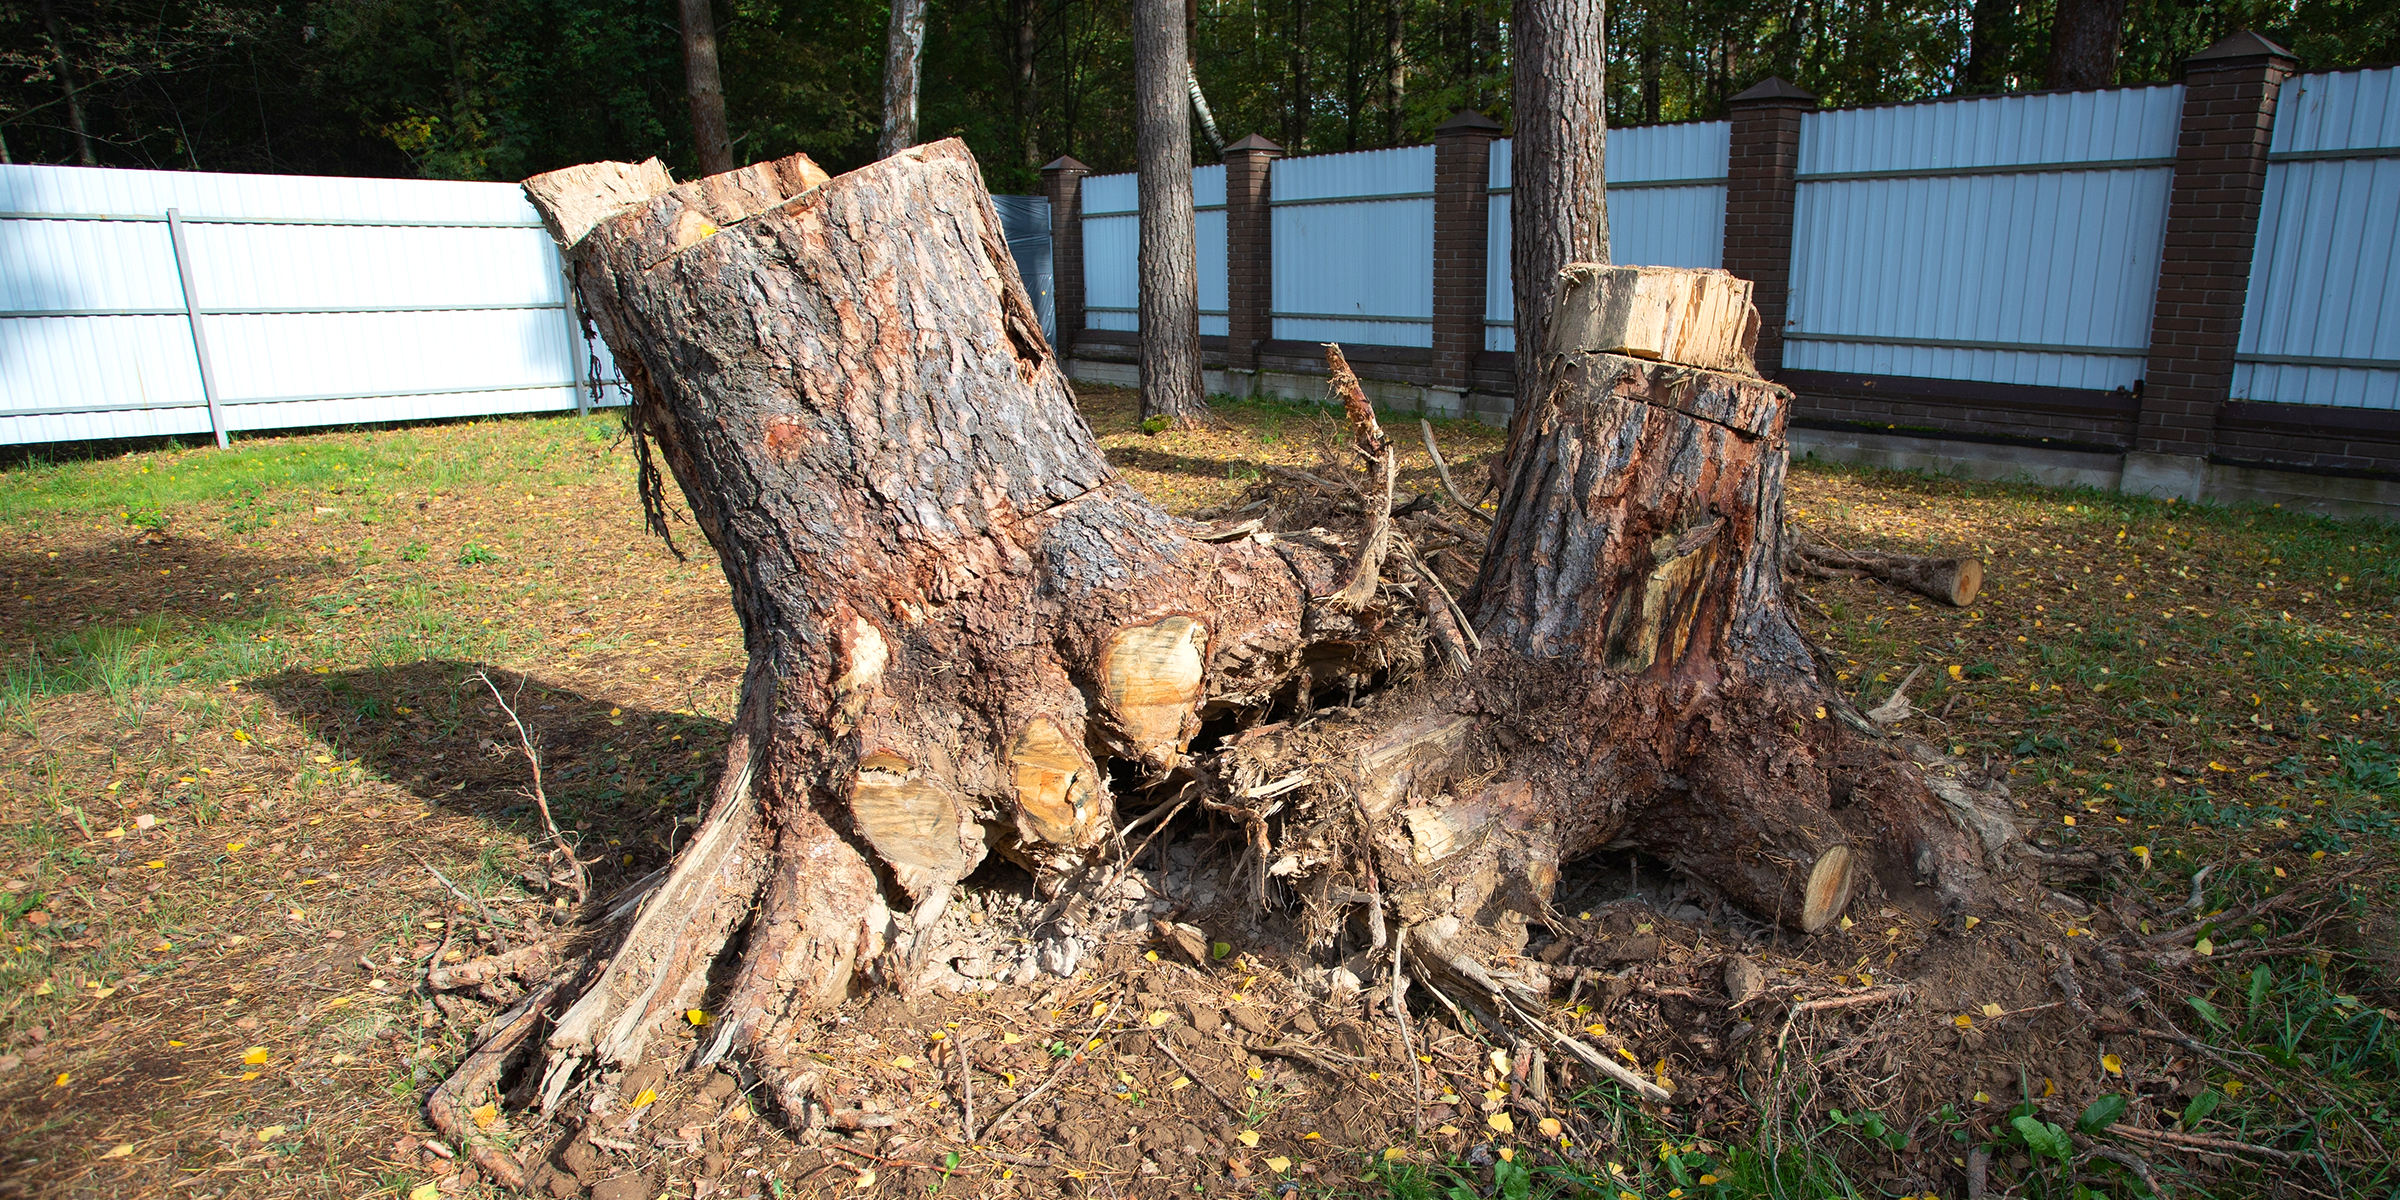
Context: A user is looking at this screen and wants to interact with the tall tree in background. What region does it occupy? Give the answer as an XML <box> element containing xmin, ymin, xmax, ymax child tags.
<box><xmin>1508</xmin><ymin>0</ymin><xmax>1611</xmax><ymax>450</ymax></box>
<box><xmin>879</xmin><ymin>0</ymin><xmax>929</xmax><ymax>157</ymax></box>
<box><xmin>681</xmin><ymin>0</ymin><xmax>734</xmax><ymax>174</ymax></box>
<box><xmin>2047</xmin><ymin>0</ymin><xmax>2127</xmax><ymax>88</ymax></box>
<box><xmin>1133</xmin><ymin>0</ymin><xmax>1204</xmax><ymax>427</ymax></box>
<box><xmin>35</xmin><ymin>0</ymin><xmax>92</xmax><ymax>165</ymax></box>
<box><xmin>1961</xmin><ymin>0</ymin><xmax>2020</xmax><ymax>90</ymax></box>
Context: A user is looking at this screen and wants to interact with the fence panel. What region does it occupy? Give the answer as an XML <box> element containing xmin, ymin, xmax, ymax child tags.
<box><xmin>1483</xmin><ymin>124</ymin><xmax>1730</xmax><ymax>351</ymax></box>
<box><xmin>2235</xmin><ymin>66</ymin><xmax>2400</xmax><ymax>411</ymax></box>
<box><xmin>1077</xmin><ymin>165</ymin><xmax>1227</xmax><ymax>335</ymax></box>
<box><xmin>1272</xmin><ymin>146</ymin><xmax>1435</xmax><ymax>347</ymax></box>
<box><xmin>1782</xmin><ymin>85</ymin><xmax>2181</xmax><ymax>390</ymax></box>
<box><xmin>0</xmin><ymin>163</ymin><xmax>626</xmax><ymax>446</ymax></box>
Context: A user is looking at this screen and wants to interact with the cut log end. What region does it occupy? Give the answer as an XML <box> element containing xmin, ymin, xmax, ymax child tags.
<box><xmin>1948</xmin><ymin>557</ymin><xmax>1984</xmax><ymax>607</ymax></box>
<box><xmin>1800</xmin><ymin>845</ymin><xmax>1857</xmax><ymax>933</ymax></box>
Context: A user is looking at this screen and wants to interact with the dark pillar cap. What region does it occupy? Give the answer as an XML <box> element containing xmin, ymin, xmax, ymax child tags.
<box><xmin>2185</xmin><ymin>30</ymin><xmax>2296</xmax><ymax>70</ymax></box>
<box><xmin>1727</xmin><ymin>77</ymin><xmax>1818</xmax><ymax>107</ymax></box>
<box><xmin>1040</xmin><ymin>155</ymin><xmax>1091</xmax><ymax>174</ymax></box>
<box><xmin>1224</xmin><ymin>134</ymin><xmax>1284</xmax><ymax>155</ymax></box>
<box><xmin>1435</xmin><ymin>110</ymin><xmax>1503</xmax><ymax>136</ymax></box>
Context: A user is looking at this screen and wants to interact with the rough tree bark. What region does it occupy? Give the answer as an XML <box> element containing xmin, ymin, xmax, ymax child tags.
<box><xmin>2045</xmin><ymin>0</ymin><xmax>2125</xmax><ymax>90</ymax></box>
<box><xmin>678</xmin><ymin>0</ymin><xmax>734</xmax><ymax>176</ymax></box>
<box><xmin>477</xmin><ymin>143</ymin><xmax>2014</xmax><ymax>1173</ymax></box>
<box><xmin>879</xmin><ymin>0</ymin><xmax>930</xmax><ymax>158</ymax></box>
<box><xmin>1508</xmin><ymin>0</ymin><xmax>1610</xmax><ymax>456</ymax></box>
<box><xmin>1134</xmin><ymin>0</ymin><xmax>1207</xmax><ymax>427</ymax></box>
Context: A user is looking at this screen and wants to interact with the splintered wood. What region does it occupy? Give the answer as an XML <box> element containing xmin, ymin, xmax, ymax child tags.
<box><xmin>1545</xmin><ymin>264</ymin><xmax>1761</xmax><ymax>376</ymax></box>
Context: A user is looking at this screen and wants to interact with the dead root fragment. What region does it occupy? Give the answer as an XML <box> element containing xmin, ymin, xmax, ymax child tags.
<box><xmin>424</xmin><ymin>977</ymin><xmax>562</xmax><ymax>1191</ymax></box>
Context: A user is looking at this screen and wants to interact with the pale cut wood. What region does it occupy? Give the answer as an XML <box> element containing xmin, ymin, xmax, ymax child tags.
<box><xmin>1101</xmin><ymin>616</ymin><xmax>1209</xmax><ymax>765</ymax></box>
<box><xmin>1546</xmin><ymin>265</ymin><xmax>1761</xmax><ymax>376</ymax></box>
<box><xmin>1009</xmin><ymin>717</ymin><xmax>1100</xmax><ymax>845</ymax></box>
<box><xmin>850</xmin><ymin>757</ymin><xmax>981</xmax><ymax>902</ymax></box>
<box><xmin>523</xmin><ymin>158</ymin><xmax>675</xmax><ymax>251</ymax></box>
<box><xmin>1801</xmin><ymin>845</ymin><xmax>1856</xmax><ymax>933</ymax></box>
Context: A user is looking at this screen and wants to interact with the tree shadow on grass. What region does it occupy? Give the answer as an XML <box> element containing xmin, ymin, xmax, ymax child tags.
<box><xmin>250</xmin><ymin>659</ymin><xmax>730</xmax><ymax>894</ymax></box>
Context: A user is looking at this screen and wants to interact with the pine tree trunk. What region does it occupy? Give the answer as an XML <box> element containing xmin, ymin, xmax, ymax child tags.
<box><xmin>2045</xmin><ymin>0</ymin><xmax>2124</xmax><ymax>89</ymax></box>
<box><xmin>679</xmin><ymin>0</ymin><xmax>734</xmax><ymax>176</ymax></box>
<box><xmin>879</xmin><ymin>0</ymin><xmax>931</xmax><ymax>158</ymax></box>
<box><xmin>1508</xmin><ymin>0</ymin><xmax>1610</xmax><ymax>451</ymax></box>
<box><xmin>489</xmin><ymin>143</ymin><xmax>2014</xmax><ymax>1161</ymax></box>
<box><xmin>1133</xmin><ymin>0</ymin><xmax>1206</xmax><ymax>426</ymax></box>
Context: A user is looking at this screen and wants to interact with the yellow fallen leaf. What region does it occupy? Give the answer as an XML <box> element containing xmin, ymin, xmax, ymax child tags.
<box><xmin>168</xmin><ymin>1041</ymin><xmax>185</xmax><ymax>1048</ymax></box>
<box><xmin>892</xmin><ymin>1056</ymin><xmax>914</xmax><ymax>1069</ymax></box>
<box><xmin>256</xmin><ymin>1125</ymin><xmax>286</xmax><ymax>1141</ymax></box>
<box><xmin>410</xmin><ymin>1184</ymin><xmax>439</xmax><ymax>1200</ymax></box>
<box><xmin>240</xmin><ymin>1071</ymin><xmax>260</xmax><ymax>1081</ymax></box>
<box><xmin>1964</xmin><ymin>915</ymin><xmax>1981</xmax><ymax>929</ymax></box>
<box><xmin>1170</xmin><ymin>1077</ymin><xmax>1189</xmax><ymax>1090</ymax></box>
<box><xmin>1437</xmin><ymin>1126</ymin><xmax>1460</xmax><ymax>1136</ymax></box>
<box><xmin>1266</xmin><ymin>1156</ymin><xmax>1292</xmax><ymax>1172</ymax></box>
<box><xmin>54</xmin><ymin>1072</ymin><xmax>69</xmax><ymax>1087</ymax></box>
<box><xmin>2133</xmin><ymin>846</ymin><xmax>2151</xmax><ymax>869</ymax></box>
<box><xmin>1615</xmin><ymin>1046</ymin><xmax>1638</xmax><ymax>1063</ymax></box>
<box><xmin>2224</xmin><ymin>1080</ymin><xmax>2245</xmax><ymax>1096</ymax></box>
<box><xmin>853</xmin><ymin>1170</ymin><xmax>876</xmax><ymax>1190</ymax></box>
<box><xmin>1539</xmin><ymin>1118</ymin><xmax>1562</xmax><ymax>1137</ymax></box>
<box><xmin>471</xmin><ymin>1103</ymin><xmax>498</xmax><ymax>1129</ymax></box>
<box><xmin>145</xmin><ymin>861</ymin><xmax>165</xmax><ymax>869</ymax></box>
<box><xmin>1384</xmin><ymin>1147</ymin><xmax>1407</xmax><ymax>1161</ymax></box>
<box><xmin>2195</xmin><ymin>938</ymin><xmax>2214</xmax><ymax>956</ymax></box>
<box><xmin>242</xmin><ymin>1047</ymin><xmax>270</xmax><ymax>1065</ymax></box>
<box><xmin>1488</xmin><ymin>1112</ymin><xmax>1515</xmax><ymax>1134</ymax></box>
<box><xmin>1498</xmin><ymin>1148</ymin><xmax>1516</xmax><ymax>1162</ymax></box>
<box><xmin>2102</xmin><ymin>1054</ymin><xmax>2123</xmax><ymax>1076</ymax></box>
<box><xmin>1002</xmin><ymin>1032</ymin><xmax>1022</xmax><ymax>1044</ymax></box>
<box><xmin>686</xmin><ymin>1009</ymin><xmax>710</xmax><ymax>1026</ymax></box>
<box><xmin>102</xmin><ymin>1144</ymin><xmax>134</xmax><ymax>1159</ymax></box>
<box><xmin>1303</xmin><ymin>1132</ymin><xmax>1321</xmax><ymax>1140</ymax></box>
<box><xmin>1981</xmin><ymin>1003</ymin><xmax>2003</xmax><ymax>1018</ymax></box>
<box><xmin>630</xmin><ymin>1088</ymin><xmax>657</xmax><ymax>1108</ymax></box>
<box><xmin>1947</xmin><ymin>664</ymin><xmax>1964</xmax><ymax>681</ymax></box>
<box><xmin>1838</xmin><ymin>916</ymin><xmax>1854</xmax><ymax>930</ymax></box>
<box><xmin>103</xmin><ymin>827</ymin><xmax>124</xmax><ymax>839</ymax></box>
<box><xmin>226</xmin><ymin>842</ymin><xmax>245</xmax><ymax>853</ymax></box>
<box><xmin>2042</xmin><ymin>1078</ymin><xmax>2057</xmax><ymax>1097</ymax></box>
<box><xmin>1237</xmin><ymin>1130</ymin><xmax>1260</xmax><ymax>1148</ymax></box>
<box><xmin>1974</xmin><ymin>1091</ymin><xmax>1992</xmax><ymax>1102</ymax></box>
<box><xmin>1954</xmin><ymin>1015</ymin><xmax>1974</xmax><ymax>1028</ymax></box>
<box><xmin>1148</xmin><ymin>1010</ymin><xmax>1172</xmax><ymax>1027</ymax></box>
<box><xmin>1700</xmin><ymin>1176</ymin><xmax>1720</xmax><ymax>1186</ymax></box>
<box><xmin>2063</xmin><ymin>815</ymin><xmax>2076</xmax><ymax>826</ymax></box>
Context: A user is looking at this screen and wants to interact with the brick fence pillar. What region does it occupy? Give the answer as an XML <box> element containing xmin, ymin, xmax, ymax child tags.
<box><xmin>2126</xmin><ymin>31</ymin><xmax>2297</xmax><ymax>499</ymax></box>
<box><xmin>1041</xmin><ymin>155</ymin><xmax>1092</xmax><ymax>358</ymax></box>
<box><xmin>1431</xmin><ymin>110</ymin><xmax>1502</xmax><ymax>411</ymax></box>
<box><xmin>1721</xmin><ymin>78</ymin><xmax>1816</xmax><ymax>377</ymax></box>
<box><xmin>1222</xmin><ymin>134</ymin><xmax>1283</xmax><ymax>384</ymax></box>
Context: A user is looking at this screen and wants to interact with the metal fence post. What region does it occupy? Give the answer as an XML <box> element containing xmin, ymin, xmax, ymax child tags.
<box><xmin>164</xmin><ymin>208</ymin><xmax>229</xmax><ymax>448</ymax></box>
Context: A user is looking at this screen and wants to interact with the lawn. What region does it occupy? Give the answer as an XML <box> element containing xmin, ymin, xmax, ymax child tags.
<box><xmin>0</xmin><ymin>386</ymin><xmax>2391</xmax><ymax>1200</ymax></box>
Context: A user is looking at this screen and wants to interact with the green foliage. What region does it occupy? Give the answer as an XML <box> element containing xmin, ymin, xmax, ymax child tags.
<box><xmin>9</xmin><ymin>0</ymin><xmax>2392</xmax><ymax>184</ymax></box>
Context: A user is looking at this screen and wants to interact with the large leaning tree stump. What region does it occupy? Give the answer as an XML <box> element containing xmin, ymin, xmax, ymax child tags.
<box><xmin>448</xmin><ymin>143</ymin><xmax>2017</xmax><ymax>1166</ymax></box>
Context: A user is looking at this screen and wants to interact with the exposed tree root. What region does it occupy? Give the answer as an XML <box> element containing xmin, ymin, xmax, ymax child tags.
<box><xmin>415</xmin><ymin>145</ymin><xmax>2032</xmax><ymax>1191</ymax></box>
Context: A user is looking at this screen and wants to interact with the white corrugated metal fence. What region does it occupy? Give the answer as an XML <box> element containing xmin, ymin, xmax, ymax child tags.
<box><xmin>0</xmin><ymin>164</ymin><xmax>630</xmax><ymax>446</ymax></box>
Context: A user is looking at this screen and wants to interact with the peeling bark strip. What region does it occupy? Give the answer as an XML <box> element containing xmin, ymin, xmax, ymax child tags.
<box><xmin>505</xmin><ymin>143</ymin><xmax>2013</xmax><ymax>1141</ymax></box>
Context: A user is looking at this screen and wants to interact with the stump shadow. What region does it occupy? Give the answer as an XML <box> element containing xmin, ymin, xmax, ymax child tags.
<box><xmin>250</xmin><ymin>660</ymin><xmax>731</xmax><ymax>889</ymax></box>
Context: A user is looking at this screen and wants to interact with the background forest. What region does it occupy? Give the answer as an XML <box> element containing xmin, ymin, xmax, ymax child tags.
<box><xmin>2</xmin><ymin>0</ymin><xmax>2393</xmax><ymax>195</ymax></box>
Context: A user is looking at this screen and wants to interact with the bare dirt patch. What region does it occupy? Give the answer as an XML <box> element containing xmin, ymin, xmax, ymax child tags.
<box><xmin>0</xmin><ymin>392</ymin><xmax>2390</xmax><ymax>1199</ymax></box>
